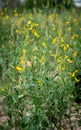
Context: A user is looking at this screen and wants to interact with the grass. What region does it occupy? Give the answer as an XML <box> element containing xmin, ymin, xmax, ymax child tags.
<box><xmin>0</xmin><ymin>6</ymin><xmax>81</xmax><ymax>130</ymax></box>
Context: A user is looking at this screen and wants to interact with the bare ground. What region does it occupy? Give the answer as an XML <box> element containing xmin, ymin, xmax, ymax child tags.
<box><xmin>0</xmin><ymin>99</ymin><xmax>81</xmax><ymax>130</ymax></box>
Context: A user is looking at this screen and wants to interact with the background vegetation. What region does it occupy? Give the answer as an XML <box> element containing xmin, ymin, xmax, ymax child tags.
<box><xmin>24</xmin><ymin>0</ymin><xmax>73</xmax><ymax>9</ymax></box>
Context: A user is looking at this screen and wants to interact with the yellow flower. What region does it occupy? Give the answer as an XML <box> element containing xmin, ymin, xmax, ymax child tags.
<box><xmin>28</xmin><ymin>20</ymin><xmax>32</xmax><ymax>25</ymax></box>
<box><xmin>52</xmin><ymin>27</ymin><xmax>56</xmax><ymax>30</ymax></box>
<box><xmin>14</xmin><ymin>13</ymin><xmax>18</xmax><ymax>17</ymax></box>
<box><xmin>71</xmin><ymin>72</ymin><xmax>75</xmax><ymax>77</ymax></box>
<box><xmin>57</xmin><ymin>59</ymin><xmax>62</xmax><ymax>64</ymax></box>
<box><xmin>65</xmin><ymin>55</ymin><xmax>73</xmax><ymax>63</ymax></box>
<box><xmin>1</xmin><ymin>11</ymin><xmax>4</xmax><ymax>16</ymax></box>
<box><xmin>75</xmin><ymin>77</ymin><xmax>80</xmax><ymax>82</ymax></box>
<box><xmin>71</xmin><ymin>34</ymin><xmax>78</xmax><ymax>40</ymax></box>
<box><xmin>13</xmin><ymin>9</ymin><xmax>17</xmax><ymax>13</ymax></box>
<box><xmin>13</xmin><ymin>10</ymin><xmax>18</xmax><ymax>16</ymax></box>
<box><xmin>58</xmin><ymin>33</ymin><xmax>62</xmax><ymax>37</ymax></box>
<box><xmin>20</xmin><ymin>58</ymin><xmax>26</xmax><ymax>65</ymax></box>
<box><xmin>61</xmin><ymin>64</ymin><xmax>66</xmax><ymax>71</ymax></box>
<box><xmin>66</xmin><ymin>59</ymin><xmax>73</xmax><ymax>64</ymax></box>
<box><xmin>71</xmin><ymin>34</ymin><xmax>75</xmax><ymax>40</ymax></box>
<box><xmin>32</xmin><ymin>23</ymin><xmax>39</xmax><ymax>27</ymax></box>
<box><xmin>32</xmin><ymin>29</ymin><xmax>40</xmax><ymax>38</ymax></box>
<box><xmin>37</xmin><ymin>80</ymin><xmax>42</xmax><ymax>86</ymax></box>
<box><xmin>71</xmin><ymin>70</ymin><xmax>78</xmax><ymax>77</ymax></box>
<box><xmin>16</xmin><ymin>29</ymin><xmax>20</xmax><ymax>34</ymax></box>
<box><xmin>66</xmin><ymin>21</ymin><xmax>70</xmax><ymax>24</ymax></box>
<box><xmin>60</xmin><ymin>44</ymin><xmax>64</xmax><ymax>47</ymax></box>
<box><xmin>22</xmin><ymin>49</ymin><xmax>27</xmax><ymax>55</ymax></box>
<box><xmin>72</xmin><ymin>51</ymin><xmax>78</xmax><ymax>57</ymax></box>
<box><xmin>3</xmin><ymin>15</ymin><xmax>9</xmax><ymax>20</ymax></box>
<box><xmin>67</xmin><ymin>27</ymin><xmax>72</xmax><ymax>31</ymax></box>
<box><xmin>39</xmin><ymin>57</ymin><xmax>44</xmax><ymax>63</ymax></box>
<box><xmin>73</xmin><ymin>18</ymin><xmax>77</xmax><ymax>23</ymax></box>
<box><xmin>16</xmin><ymin>66</ymin><xmax>23</xmax><ymax>72</ymax></box>
<box><xmin>52</xmin><ymin>38</ymin><xmax>57</xmax><ymax>44</ymax></box>
<box><xmin>75</xmin><ymin>70</ymin><xmax>78</xmax><ymax>73</ymax></box>
<box><xmin>61</xmin><ymin>38</ymin><xmax>65</xmax><ymax>43</ymax></box>
<box><xmin>1</xmin><ymin>88</ymin><xmax>5</xmax><ymax>92</ymax></box>
<box><xmin>64</xmin><ymin>44</ymin><xmax>69</xmax><ymax>51</ymax></box>
<box><xmin>76</xmin><ymin>34</ymin><xmax>78</xmax><ymax>38</ymax></box>
<box><xmin>42</xmin><ymin>42</ymin><xmax>46</xmax><ymax>47</ymax></box>
<box><xmin>58</xmin><ymin>29</ymin><xmax>62</xmax><ymax>37</ymax></box>
<box><xmin>51</xmin><ymin>53</ymin><xmax>55</xmax><ymax>57</ymax></box>
<box><xmin>65</xmin><ymin>55</ymin><xmax>68</xmax><ymax>59</ymax></box>
<box><xmin>29</xmin><ymin>26</ymin><xmax>32</xmax><ymax>30</ymax></box>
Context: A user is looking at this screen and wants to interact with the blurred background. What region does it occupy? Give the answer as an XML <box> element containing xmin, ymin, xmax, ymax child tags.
<box><xmin>0</xmin><ymin>0</ymin><xmax>79</xmax><ymax>10</ymax></box>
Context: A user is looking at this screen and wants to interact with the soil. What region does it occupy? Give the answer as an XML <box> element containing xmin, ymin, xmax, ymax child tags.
<box><xmin>0</xmin><ymin>98</ymin><xmax>81</xmax><ymax>130</ymax></box>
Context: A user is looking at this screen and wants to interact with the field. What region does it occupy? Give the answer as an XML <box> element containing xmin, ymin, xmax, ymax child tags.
<box><xmin>0</xmin><ymin>6</ymin><xmax>81</xmax><ymax>130</ymax></box>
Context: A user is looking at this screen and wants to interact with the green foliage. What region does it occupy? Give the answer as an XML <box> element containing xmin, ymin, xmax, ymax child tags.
<box><xmin>0</xmin><ymin>7</ymin><xmax>81</xmax><ymax>129</ymax></box>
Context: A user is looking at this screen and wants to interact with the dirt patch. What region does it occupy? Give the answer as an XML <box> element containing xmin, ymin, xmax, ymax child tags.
<box><xmin>0</xmin><ymin>99</ymin><xmax>81</xmax><ymax>129</ymax></box>
<box><xmin>0</xmin><ymin>103</ymin><xmax>8</xmax><ymax>125</ymax></box>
